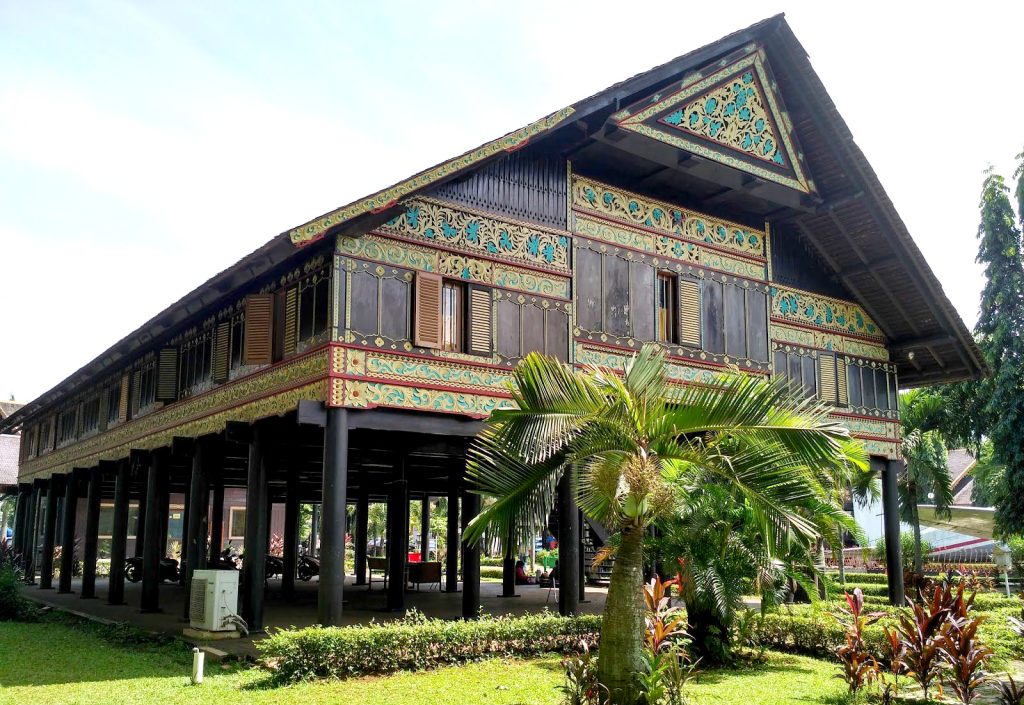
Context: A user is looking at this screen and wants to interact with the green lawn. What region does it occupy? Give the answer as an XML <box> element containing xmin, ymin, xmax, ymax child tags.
<box><xmin>0</xmin><ymin>617</ymin><xmax>848</xmax><ymax>705</ymax></box>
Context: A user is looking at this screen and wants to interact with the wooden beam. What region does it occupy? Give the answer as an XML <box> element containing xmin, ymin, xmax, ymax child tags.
<box><xmin>297</xmin><ymin>400</ymin><xmax>327</xmax><ymax>427</ymax></box>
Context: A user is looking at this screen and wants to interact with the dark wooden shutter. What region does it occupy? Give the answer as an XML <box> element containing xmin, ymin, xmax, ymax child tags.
<box><xmin>212</xmin><ymin>321</ymin><xmax>231</xmax><ymax>384</ymax></box>
<box><xmin>837</xmin><ymin>358</ymin><xmax>849</xmax><ymax>407</ymax></box>
<box><xmin>282</xmin><ymin>286</ymin><xmax>299</xmax><ymax>357</ymax></box>
<box><xmin>156</xmin><ymin>347</ymin><xmax>179</xmax><ymax>402</ymax></box>
<box><xmin>243</xmin><ymin>294</ymin><xmax>274</xmax><ymax>365</ymax></box>
<box><xmin>117</xmin><ymin>372</ymin><xmax>130</xmax><ymax>422</ymax></box>
<box><xmin>466</xmin><ymin>284</ymin><xmax>493</xmax><ymax>355</ymax></box>
<box><xmin>629</xmin><ymin>262</ymin><xmax>654</xmax><ymax>342</ymax></box>
<box><xmin>413</xmin><ymin>272</ymin><xmax>443</xmax><ymax>349</ymax></box>
<box><xmin>745</xmin><ymin>289</ymin><xmax>769</xmax><ymax>362</ymax></box>
<box><xmin>130</xmin><ymin>370</ymin><xmax>142</xmax><ymax>416</ymax></box>
<box><xmin>678</xmin><ymin>275</ymin><xmax>701</xmax><ymax>348</ymax></box>
<box><xmin>701</xmin><ymin>278</ymin><xmax>724</xmax><ymax>353</ymax></box>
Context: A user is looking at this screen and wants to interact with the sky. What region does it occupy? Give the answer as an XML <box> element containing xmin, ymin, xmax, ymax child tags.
<box><xmin>1</xmin><ymin>1</ymin><xmax>1022</xmax><ymax>403</ymax></box>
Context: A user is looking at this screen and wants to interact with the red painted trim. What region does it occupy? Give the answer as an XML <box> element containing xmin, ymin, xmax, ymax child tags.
<box><xmin>930</xmin><ymin>538</ymin><xmax>988</xmax><ymax>553</ymax></box>
<box><xmin>573</xmin><ymin>208</ymin><xmax>768</xmax><ymax>267</ymax></box>
<box><xmin>370</xmin><ymin>199</ymin><xmax>399</xmax><ymax>214</ymax></box>
<box><xmin>848</xmin><ymin>433</ymin><xmax>901</xmax><ymax>444</ymax></box>
<box><xmin>769</xmin><ymin>317</ymin><xmax>886</xmax><ymax>345</ymax></box>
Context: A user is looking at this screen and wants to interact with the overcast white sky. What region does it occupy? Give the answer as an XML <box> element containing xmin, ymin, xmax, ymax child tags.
<box><xmin>1</xmin><ymin>1</ymin><xmax>1022</xmax><ymax>402</ymax></box>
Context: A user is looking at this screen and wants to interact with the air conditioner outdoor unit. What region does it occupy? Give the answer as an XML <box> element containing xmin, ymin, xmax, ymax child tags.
<box><xmin>189</xmin><ymin>569</ymin><xmax>239</xmax><ymax>632</ymax></box>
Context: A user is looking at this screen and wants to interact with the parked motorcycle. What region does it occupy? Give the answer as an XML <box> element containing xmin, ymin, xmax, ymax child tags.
<box><xmin>124</xmin><ymin>556</ymin><xmax>180</xmax><ymax>583</ymax></box>
<box><xmin>207</xmin><ymin>545</ymin><xmax>241</xmax><ymax>571</ymax></box>
<box><xmin>265</xmin><ymin>554</ymin><xmax>284</xmax><ymax>580</ymax></box>
<box><xmin>297</xmin><ymin>552</ymin><xmax>320</xmax><ymax>581</ymax></box>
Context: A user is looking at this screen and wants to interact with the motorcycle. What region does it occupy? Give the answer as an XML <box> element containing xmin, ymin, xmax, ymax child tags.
<box><xmin>124</xmin><ymin>556</ymin><xmax>180</xmax><ymax>583</ymax></box>
<box><xmin>207</xmin><ymin>545</ymin><xmax>241</xmax><ymax>571</ymax></box>
<box><xmin>264</xmin><ymin>554</ymin><xmax>284</xmax><ymax>580</ymax></box>
<box><xmin>297</xmin><ymin>552</ymin><xmax>320</xmax><ymax>581</ymax></box>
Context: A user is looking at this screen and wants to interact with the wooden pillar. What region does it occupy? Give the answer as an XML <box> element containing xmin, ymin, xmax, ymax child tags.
<box><xmin>141</xmin><ymin>451</ymin><xmax>167</xmax><ymax>613</ymax></box>
<box><xmin>309</xmin><ymin>504</ymin><xmax>320</xmax><ymax>557</ymax></box>
<box><xmin>318</xmin><ymin>407</ymin><xmax>348</xmax><ymax>626</ymax></box>
<box><xmin>183</xmin><ymin>439</ymin><xmax>211</xmax><ymax>619</ymax></box>
<box><xmin>39</xmin><ymin>476</ymin><xmax>62</xmax><ymax>590</ymax></box>
<box><xmin>241</xmin><ymin>424</ymin><xmax>269</xmax><ymax>632</ymax></box>
<box><xmin>557</xmin><ymin>472</ymin><xmax>580</xmax><ymax>616</ymax></box>
<box><xmin>209</xmin><ymin>476</ymin><xmax>224</xmax><ymax>562</ymax></box>
<box><xmin>282</xmin><ymin>470</ymin><xmax>300</xmax><ymax>598</ymax></box>
<box><xmin>501</xmin><ymin>521</ymin><xmax>517</xmax><ymax>598</ymax></box>
<box><xmin>461</xmin><ymin>490</ymin><xmax>481</xmax><ymax>619</ymax></box>
<box><xmin>420</xmin><ymin>496</ymin><xmax>431</xmax><ymax>560</ymax></box>
<box><xmin>881</xmin><ymin>457</ymin><xmax>906</xmax><ymax>606</ymax></box>
<box><xmin>354</xmin><ymin>490</ymin><xmax>368</xmax><ymax>585</ymax></box>
<box><xmin>108</xmin><ymin>459</ymin><xmax>131</xmax><ymax>605</ymax></box>
<box><xmin>133</xmin><ymin>471</ymin><xmax>147</xmax><ymax>559</ymax></box>
<box><xmin>445</xmin><ymin>480</ymin><xmax>459</xmax><ymax>593</ymax></box>
<box><xmin>12</xmin><ymin>484</ymin><xmax>30</xmax><ymax>560</ymax></box>
<box><xmin>158</xmin><ymin>484</ymin><xmax>171</xmax><ymax>558</ymax></box>
<box><xmin>24</xmin><ymin>481</ymin><xmax>43</xmax><ymax>582</ymax></box>
<box><xmin>80</xmin><ymin>466</ymin><xmax>103</xmax><ymax>598</ymax></box>
<box><xmin>386</xmin><ymin>467</ymin><xmax>408</xmax><ymax>612</ymax></box>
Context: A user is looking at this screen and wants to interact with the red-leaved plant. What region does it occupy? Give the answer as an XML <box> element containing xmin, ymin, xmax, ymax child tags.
<box><xmin>833</xmin><ymin>588</ymin><xmax>885</xmax><ymax>694</ymax></box>
<box><xmin>936</xmin><ymin>615</ymin><xmax>993</xmax><ymax>705</ymax></box>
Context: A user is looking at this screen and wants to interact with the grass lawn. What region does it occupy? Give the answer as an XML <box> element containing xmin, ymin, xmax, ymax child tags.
<box><xmin>0</xmin><ymin>616</ymin><xmax>848</xmax><ymax>705</ymax></box>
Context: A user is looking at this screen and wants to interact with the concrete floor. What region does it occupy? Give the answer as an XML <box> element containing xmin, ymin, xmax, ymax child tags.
<box><xmin>21</xmin><ymin>575</ymin><xmax>608</xmax><ymax>659</ymax></box>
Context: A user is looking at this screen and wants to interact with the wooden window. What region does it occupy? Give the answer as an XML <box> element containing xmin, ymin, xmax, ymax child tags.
<box><xmin>657</xmin><ymin>273</ymin><xmax>678</xmax><ymax>343</ymax></box>
<box><xmin>229</xmin><ymin>312</ymin><xmax>245</xmax><ymax>370</ymax></box>
<box><xmin>575</xmin><ymin>247</ymin><xmax>602</xmax><ymax>331</ymax></box>
<box><xmin>105</xmin><ymin>381</ymin><xmax>121</xmax><ymax>427</ymax></box>
<box><xmin>228</xmin><ymin>507</ymin><xmax>246</xmax><ymax>540</ymax></box>
<box><xmin>242</xmin><ymin>294</ymin><xmax>274</xmax><ymax>366</ymax></box>
<box><xmin>603</xmin><ymin>255</ymin><xmax>629</xmax><ymax>337</ymax></box>
<box><xmin>298</xmin><ymin>270</ymin><xmax>330</xmax><ymax>343</ymax></box>
<box><xmin>81</xmin><ymin>397</ymin><xmax>100</xmax><ymax>435</ymax></box>
<box><xmin>629</xmin><ymin>262</ymin><xmax>655</xmax><ymax>341</ymax></box>
<box><xmin>178</xmin><ymin>331</ymin><xmax>212</xmax><ymax>396</ymax></box>
<box><xmin>281</xmin><ymin>286</ymin><xmax>299</xmax><ymax>357</ymax></box>
<box><xmin>57</xmin><ymin>409</ymin><xmax>77</xmax><ymax>445</ymax></box>
<box><xmin>440</xmin><ymin>281</ymin><xmax>465</xmax><ymax>352</ymax></box>
<box><xmin>701</xmin><ymin>279</ymin><xmax>725</xmax><ymax>354</ymax></box>
<box><xmin>545</xmin><ymin>309</ymin><xmax>569</xmax><ymax>362</ymax></box>
<box><xmin>774</xmin><ymin>350</ymin><xmax>817</xmax><ymax>400</ymax></box>
<box><xmin>413</xmin><ymin>272</ymin><xmax>443</xmax><ymax>349</ymax></box>
<box><xmin>745</xmin><ymin>289</ymin><xmax>769</xmax><ymax>363</ymax></box>
<box><xmin>817</xmin><ymin>352</ymin><xmax>842</xmax><ymax>406</ymax></box>
<box><xmin>379</xmin><ymin>277</ymin><xmax>410</xmax><ymax>341</ymax></box>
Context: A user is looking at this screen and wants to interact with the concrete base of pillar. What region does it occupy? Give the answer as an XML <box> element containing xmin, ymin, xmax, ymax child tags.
<box><xmin>183</xmin><ymin>627</ymin><xmax>242</xmax><ymax>641</ymax></box>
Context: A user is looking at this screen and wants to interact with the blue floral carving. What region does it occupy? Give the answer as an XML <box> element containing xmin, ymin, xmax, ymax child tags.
<box><xmin>406</xmin><ymin>206</ymin><xmax>420</xmax><ymax>229</ymax></box>
<box><xmin>465</xmin><ymin>221</ymin><xmax>480</xmax><ymax>243</ymax></box>
<box><xmin>526</xmin><ymin>233</ymin><xmax>540</xmax><ymax>257</ymax></box>
<box><xmin>541</xmin><ymin>243</ymin><xmax>555</xmax><ymax>262</ymax></box>
<box><xmin>441</xmin><ymin>222</ymin><xmax>458</xmax><ymax>239</ymax></box>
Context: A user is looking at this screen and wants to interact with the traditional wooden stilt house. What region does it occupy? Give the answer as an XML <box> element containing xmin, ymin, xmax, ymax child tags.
<box><xmin>1</xmin><ymin>15</ymin><xmax>983</xmax><ymax>624</ymax></box>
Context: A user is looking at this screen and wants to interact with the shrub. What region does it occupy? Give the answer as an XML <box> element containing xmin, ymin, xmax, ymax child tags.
<box><xmin>258</xmin><ymin>610</ymin><xmax>600</xmax><ymax>681</ymax></box>
<box><xmin>833</xmin><ymin>589</ymin><xmax>884</xmax><ymax>694</ymax></box>
<box><xmin>0</xmin><ymin>565</ymin><xmax>36</xmax><ymax>621</ymax></box>
<box><xmin>1007</xmin><ymin>536</ymin><xmax>1024</xmax><ymax>579</ymax></box>
<box><xmin>873</xmin><ymin>533</ymin><xmax>930</xmax><ymax>571</ymax></box>
<box><xmin>937</xmin><ymin>614</ymin><xmax>994</xmax><ymax>705</ymax></box>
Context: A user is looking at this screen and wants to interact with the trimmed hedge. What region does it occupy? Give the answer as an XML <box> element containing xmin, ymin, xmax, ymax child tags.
<box><xmin>259</xmin><ymin>611</ymin><xmax>600</xmax><ymax>682</ymax></box>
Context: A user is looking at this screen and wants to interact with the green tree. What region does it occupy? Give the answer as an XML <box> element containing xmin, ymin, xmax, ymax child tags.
<box><xmin>969</xmin><ymin>441</ymin><xmax>1006</xmax><ymax>507</ymax></box>
<box><xmin>898</xmin><ymin>388</ymin><xmax>953</xmax><ymax>573</ymax></box>
<box><xmin>464</xmin><ymin>344</ymin><xmax>864</xmax><ymax>701</ymax></box>
<box><xmin>975</xmin><ymin>159</ymin><xmax>1024</xmax><ymax>536</ymax></box>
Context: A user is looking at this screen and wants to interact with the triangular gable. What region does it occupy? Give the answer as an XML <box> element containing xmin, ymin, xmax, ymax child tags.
<box><xmin>611</xmin><ymin>45</ymin><xmax>814</xmax><ymax>194</ymax></box>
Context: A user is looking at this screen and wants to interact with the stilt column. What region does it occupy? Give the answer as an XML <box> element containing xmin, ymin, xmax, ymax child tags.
<box><xmin>80</xmin><ymin>466</ymin><xmax>103</xmax><ymax>598</ymax></box>
<box><xmin>141</xmin><ymin>451</ymin><xmax>166</xmax><ymax>612</ymax></box>
<box><xmin>318</xmin><ymin>407</ymin><xmax>348</xmax><ymax>626</ymax></box>
<box><xmin>881</xmin><ymin>457</ymin><xmax>906</xmax><ymax>606</ymax></box>
<box><xmin>445</xmin><ymin>480</ymin><xmax>459</xmax><ymax>593</ymax></box>
<box><xmin>461</xmin><ymin>490</ymin><xmax>481</xmax><ymax>619</ymax></box>
<box><xmin>183</xmin><ymin>439</ymin><xmax>211</xmax><ymax>619</ymax></box>
<box><xmin>557</xmin><ymin>472</ymin><xmax>580</xmax><ymax>616</ymax></box>
<box><xmin>39</xmin><ymin>476</ymin><xmax>62</xmax><ymax>590</ymax></box>
<box><xmin>108</xmin><ymin>459</ymin><xmax>131</xmax><ymax>605</ymax></box>
<box><xmin>241</xmin><ymin>424</ymin><xmax>269</xmax><ymax>632</ymax></box>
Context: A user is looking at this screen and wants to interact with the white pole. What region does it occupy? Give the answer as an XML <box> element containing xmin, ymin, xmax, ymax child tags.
<box><xmin>191</xmin><ymin>647</ymin><xmax>205</xmax><ymax>685</ymax></box>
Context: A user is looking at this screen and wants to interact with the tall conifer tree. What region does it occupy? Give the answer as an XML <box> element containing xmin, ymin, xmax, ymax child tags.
<box><xmin>975</xmin><ymin>157</ymin><xmax>1024</xmax><ymax>536</ymax></box>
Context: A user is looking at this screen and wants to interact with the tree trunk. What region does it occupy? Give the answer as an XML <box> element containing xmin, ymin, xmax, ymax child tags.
<box><xmin>912</xmin><ymin>500</ymin><xmax>923</xmax><ymax>575</ymax></box>
<box><xmin>837</xmin><ymin>542</ymin><xmax>846</xmax><ymax>585</ymax></box>
<box><xmin>596</xmin><ymin>525</ymin><xmax>645</xmax><ymax>704</ymax></box>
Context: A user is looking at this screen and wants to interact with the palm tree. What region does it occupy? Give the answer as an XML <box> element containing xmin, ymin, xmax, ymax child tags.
<box><xmin>464</xmin><ymin>344</ymin><xmax>866</xmax><ymax>701</ymax></box>
<box><xmin>899</xmin><ymin>389</ymin><xmax>954</xmax><ymax>574</ymax></box>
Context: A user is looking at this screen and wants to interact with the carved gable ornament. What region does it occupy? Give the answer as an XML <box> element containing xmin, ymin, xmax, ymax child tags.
<box><xmin>612</xmin><ymin>45</ymin><xmax>814</xmax><ymax>195</ymax></box>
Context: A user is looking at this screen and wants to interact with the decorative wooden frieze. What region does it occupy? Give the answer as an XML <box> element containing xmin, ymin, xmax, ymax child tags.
<box><xmin>769</xmin><ymin>285</ymin><xmax>883</xmax><ymax>341</ymax></box>
<box><xmin>572</xmin><ymin>176</ymin><xmax>767</xmax><ymax>259</ymax></box>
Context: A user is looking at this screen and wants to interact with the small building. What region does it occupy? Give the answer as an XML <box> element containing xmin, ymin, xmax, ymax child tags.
<box><xmin>0</xmin><ymin>15</ymin><xmax>983</xmax><ymax>624</ymax></box>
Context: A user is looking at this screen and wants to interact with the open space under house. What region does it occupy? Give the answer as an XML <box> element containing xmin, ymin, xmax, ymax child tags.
<box><xmin>1</xmin><ymin>15</ymin><xmax>984</xmax><ymax>637</ymax></box>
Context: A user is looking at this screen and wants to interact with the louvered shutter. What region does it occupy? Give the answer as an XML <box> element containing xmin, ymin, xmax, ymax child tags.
<box><xmin>282</xmin><ymin>286</ymin><xmax>299</xmax><ymax>356</ymax></box>
<box><xmin>243</xmin><ymin>294</ymin><xmax>274</xmax><ymax>365</ymax></box>
<box><xmin>466</xmin><ymin>284</ymin><xmax>493</xmax><ymax>355</ymax></box>
<box><xmin>46</xmin><ymin>415</ymin><xmax>55</xmax><ymax>450</ymax></box>
<box><xmin>156</xmin><ymin>347</ymin><xmax>179</xmax><ymax>402</ymax></box>
<box><xmin>117</xmin><ymin>373</ymin><xmax>130</xmax><ymax>422</ymax></box>
<box><xmin>677</xmin><ymin>275</ymin><xmax>702</xmax><ymax>348</ymax></box>
<box><xmin>212</xmin><ymin>321</ymin><xmax>231</xmax><ymax>384</ymax></box>
<box><xmin>818</xmin><ymin>352</ymin><xmax>838</xmax><ymax>405</ymax></box>
<box><xmin>413</xmin><ymin>272</ymin><xmax>443</xmax><ymax>349</ymax></box>
<box><xmin>130</xmin><ymin>370</ymin><xmax>142</xmax><ymax>417</ymax></box>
